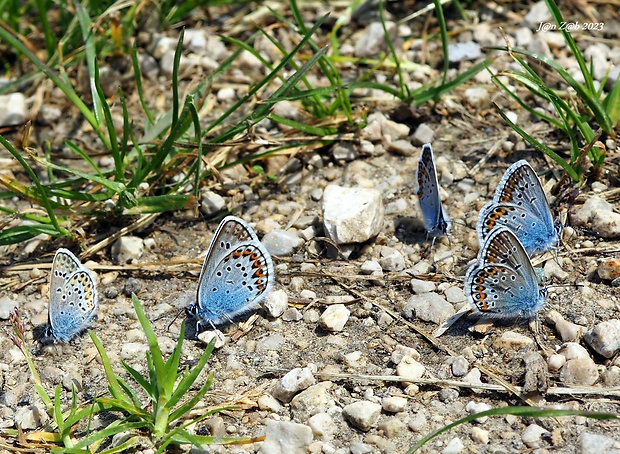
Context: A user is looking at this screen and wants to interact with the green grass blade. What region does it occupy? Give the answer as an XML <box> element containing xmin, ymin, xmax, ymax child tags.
<box><xmin>162</xmin><ymin>322</ymin><xmax>185</xmax><ymax>394</ymax></box>
<box><xmin>34</xmin><ymin>0</ymin><xmax>56</xmax><ymax>58</ymax></box>
<box><xmin>544</xmin><ymin>0</ymin><xmax>595</xmax><ymax>94</ymax></box>
<box><xmin>167</xmin><ymin>341</ymin><xmax>214</xmax><ymax>413</ymax></box>
<box><xmin>168</xmin><ymin>373</ymin><xmax>213</xmax><ymax>423</ymax></box>
<box><xmin>171</xmin><ymin>29</ymin><xmax>184</xmax><ymax>128</ymax></box>
<box><xmin>0</xmin><ymin>20</ymin><xmax>105</xmax><ymax>145</ymax></box>
<box><xmin>407</xmin><ymin>406</ymin><xmax>619</xmax><ymax>453</ymax></box>
<box><xmin>603</xmin><ymin>78</ymin><xmax>620</xmax><ymax>126</ymax></box>
<box><xmin>0</xmin><ymin>224</ymin><xmax>68</xmax><ymax>245</ymax></box>
<box><xmin>89</xmin><ymin>331</ymin><xmax>133</xmax><ymax>404</ymax></box>
<box><xmin>495</xmin><ymin>105</ymin><xmax>579</xmax><ymax>181</ymax></box>
<box><xmin>433</xmin><ymin>0</ymin><xmax>449</xmax><ymax>88</ymax></box>
<box><xmin>410</xmin><ymin>58</ymin><xmax>492</xmax><ymax>105</ymax></box>
<box><xmin>0</xmin><ymin>135</ymin><xmax>62</xmax><ymax>232</ymax></box>
<box><xmin>120</xmin><ymin>359</ymin><xmax>154</xmax><ymax>402</ymax></box>
<box><xmin>131</xmin><ymin>295</ymin><xmax>167</xmax><ymax>395</ymax></box>
<box><xmin>75</xmin><ymin>1</ymin><xmax>106</xmax><ymax>139</ymax></box>
<box><xmin>131</xmin><ymin>42</ymin><xmax>155</xmax><ymax>126</ymax></box>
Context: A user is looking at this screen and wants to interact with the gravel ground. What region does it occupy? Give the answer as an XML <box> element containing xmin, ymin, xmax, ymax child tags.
<box><xmin>1</xmin><ymin>1</ymin><xmax>620</xmax><ymax>453</ymax></box>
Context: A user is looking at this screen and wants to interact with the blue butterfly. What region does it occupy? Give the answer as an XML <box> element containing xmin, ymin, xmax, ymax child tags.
<box><xmin>416</xmin><ymin>143</ymin><xmax>451</xmax><ymax>246</ymax></box>
<box><xmin>466</xmin><ymin>227</ymin><xmax>547</xmax><ymax>319</ymax></box>
<box><xmin>477</xmin><ymin>160</ymin><xmax>561</xmax><ymax>257</ymax></box>
<box><xmin>186</xmin><ymin>216</ymin><xmax>274</xmax><ymax>329</ymax></box>
<box><xmin>43</xmin><ymin>248</ymin><xmax>98</xmax><ymax>344</ymax></box>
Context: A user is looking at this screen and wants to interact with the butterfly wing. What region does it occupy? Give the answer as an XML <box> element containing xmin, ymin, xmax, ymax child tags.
<box><xmin>477</xmin><ymin>201</ymin><xmax>557</xmax><ymax>256</ymax></box>
<box><xmin>194</xmin><ymin>216</ymin><xmax>274</xmax><ymax>325</ymax></box>
<box><xmin>416</xmin><ymin>144</ymin><xmax>451</xmax><ymax>237</ymax></box>
<box><xmin>494</xmin><ymin>160</ymin><xmax>556</xmax><ymax>228</ymax></box>
<box><xmin>466</xmin><ymin>227</ymin><xmax>545</xmax><ymax>318</ymax></box>
<box><xmin>49</xmin><ymin>250</ymin><xmax>98</xmax><ymax>343</ymax></box>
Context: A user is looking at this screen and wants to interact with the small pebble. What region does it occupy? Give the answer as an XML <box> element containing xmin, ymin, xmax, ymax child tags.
<box><xmin>521</xmin><ymin>423</ymin><xmax>550</xmax><ymax>448</ymax></box>
<box><xmin>584</xmin><ymin>319</ymin><xmax>620</xmax><ymax>358</ymax></box>
<box><xmin>402</xmin><ymin>292</ymin><xmax>455</xmax><ymax>325</ymax></box>
<box><xmin>471</xmin><ymin>426</ymin><xmax>489</xmax><ymax>444</ymax></box>
<box><xmin>382</xmin><ymin>396</ymin><xmax>407</xmax><ymax>413</ymax></box>
<box><xmin>342</xmin><ymin>401</ymin><xmax>381</xmax><ymax>432</ymax></box>
<box><xmin>111</xmin><ymin>236</ymin><xmax>144</xmax><ymax>263</ymax></box>
<box><xmin>258</xmin><ymin>420</ymin><xmax>313</xmax><ymax>454</ymax></box>
<box><xmin>262</xmin><ymin>289</ymin><xmax>288</xmax><ymax>318</ymax></box>
<box><xmin>493</xmin><ymin>331</ymin><xmax>534</xmax><ymax>349</ymax></box>
<box><xmin>396</xmin><ymin>355</ymin><xmax>426</xmax><ymax>380</ymax></box>
<box><xmin>272</xmin><ymin>367</ymin><xmax>316</xmax><ymax>403</ymax></box>
<box><xmin>560</xmin><ymin>358</ymin><xmax>599</xmax><ymax>385</ymax></box>
<box><xmin>442</xmin><ymin>437</ymin><xmax>464</xmax><ymax>454</ymax></box>
<box><xmin>319</xmin><ymin>304</ymin><xmax>350</xmax><ymax>332</ymax></box>
<box><xmin>465</xmin><ymin>401</ymin><xmax>491</xmax><ymax>423</ymax></box>
<box><xmin>410</xmin><ymin>278</ymin><xmax>436</xmax><ymax>294</ymax></box>
<box><xmin>598</xmin><ymin>259</ymin><xmax>620</xmax><ymax>280</ymax></box>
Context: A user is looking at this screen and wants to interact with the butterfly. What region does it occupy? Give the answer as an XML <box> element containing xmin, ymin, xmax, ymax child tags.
<box><xmin>466</xmin><ymin>227</ymin><xmax>547</xmax><ymax>319</ymax></box>
<box><xmin>43</xmin><ymin>248</ymin><xmax>98</xmax><ymax>344</ymax></box>
<box><xmin>416</xmin><ymin>143</ymin><xmax>452</xmax><ymax>246</ymax></box>
<box><xmin>186</xmin><ymin>215</ymin><xmax>274</xmax><ymax>329</ymax></box>
<box><xmin>476</xmin><ymin>160</ymin><xmax>561</xmax><ymax>257</ymax></box>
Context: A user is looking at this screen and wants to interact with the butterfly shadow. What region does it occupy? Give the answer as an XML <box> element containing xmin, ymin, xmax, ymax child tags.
<box><xmin>394</xmin><ymin>216</ymin><xmax>429</xmax><ymax>245</ymax></box>
<box><xmin>183</xmin><ymin>311</ymin><xmax>258</xmax><ymax>340</ymax></box>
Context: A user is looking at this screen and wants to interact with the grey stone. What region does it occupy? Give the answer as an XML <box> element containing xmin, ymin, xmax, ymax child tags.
<box><xmin>580</xmin><ymin>432</ymin><xmax>620</xmax><ymax>453</ymax></box>
<box><xmin>354</xmin><ymin>22</ymin><xmax>397</xmax><ymax>58</ymax></box>
<box><xmin>322</xmin><ymin>185</ymin><xmax>384</xmax><ymax>244</ymax></box>
<box><xmin>342</xmin><ymin>401</ymin><xmax>381</xmax><ymax>432</ymax></box>
<box><xmin>272</xmin><ymin>367</ymin><xmax>316</xmax><ymax>403</ymax></box>
<box><xmin>584</xmin><ymin>319</ymin><xmax>620</xmax><ymax>358</ymax></box>
<box><xmin>258</xmin><ymin>420</ymin><xmax>313</xmax><ymax>454</ymax></box>
<box><xmin>111</xmin><ymin>236</ymin><xmax>144</xmax><ymax>263</ymax></box>
<box><xmin>199</xmin><ymin>190</ymin><xmax>226</xmax><ymax>217</ymax></box>
<box><xmin>411</xmin><ymin>123</ymin><xmax>435</xmax><ymax>146</ymax></box>
<box><xmin>379</xmin><ymin>246</ymin><xmax>406</xmax><ymax>272</ymax></box>
<box><xmin>290</xmin><ymin>383</ymin><xmax>334</xmax><ymax>421</ymax></box>
<box><xmin>320</xmin><ymin>304</ymin><xmax>350</xmax><ymax>332</ymax></box>
<box><xmin>447</xmin><ymin>42</ymin><xmax>481</xmax><ymax>62</ymax></box>
<box><xmin>0</xmin><ymin>93</ymin><xmax>27</xmax><ymax>126</ymax></box>
<box><xmin>262</xmin><ymin>229</ymin><xmax>303</xmax><ymax>256</ymax></box>
<box><xmin>403</xmin><ymin>292</ymin><xmax>455</xmax><ymax>325</ymax></box>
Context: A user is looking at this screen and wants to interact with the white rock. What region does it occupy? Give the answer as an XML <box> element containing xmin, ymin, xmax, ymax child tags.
<box><xmin>386</xmin><ymin>139</ymin><xmax>416</xmax><ymax>156</ymax></box>
<box><xmin>0</xmin><ymin>296</ymin><xmax>18</xmax><ymax>320</ymax></box>
<box><xmin>354</xmin><ymin>22</ymin><xmax>396</xmax><ymax>58</ymax></box>
<box><xmin>111</xmin><ymin>236</ymin><xmax>144</xmax><ymax>263</ymax></box>
<box><xmin>411</xmin><ymin>123</ymin><xmax>434</xmax><ymax>145</ymax></box>
<box><xmin>272</xmin><ymin>367</ymin><xmax>316</xmax><ymax>403</ymax></box>
<box><xmin>377</xmin><ymin>113</ymin><xmax>410</xmax><ymax>141</ymax></box>
<box><xmin>152</xmin><ymin>36</ymin><xmax>177</xmax><ymax>59</ymax></box>
<box><xmin>544</xmin><ymin>259</ymin><xmax>569</xmax><ymax>281</ymax></box>
<box><xmin>492</xmin><ymin>331</ymin><xmax>535</xmax><ymax>349</ymax></box>
<box><xmin>199</xmin><ymin>190</ymin><xmax>226</xmax><ymax>217</ymax></box>
<box><xmin>360</xmin><ymin>260</ymin><xmax>383</xmax><ymax>278</ymax></box>
<box><xmin>521</xmin><ymin>423</ymin><xmax>550</xmax><ymax>448</ymax></box>
<box><xmin>0</xmin><ymin>93</ymin><xmax>27</xmax><ymax>126</ymax></box>
<box><xmin>402</xmin><ymin>292</ymin><xmax>455</xmax><ymax>325</ymax></box>
<box><xmin>447</xmin><ymin>42</ymin><xmax>481</xmax><ymax>62</ymax></box>
<box><xmin>342</xmin><ymin>401</ymin><xmax>381</xmax><ymax>431</ymax></box>
<box><xmin>343</xmin><ymin>351</ymin><xmax>365</xmax><ymax>368</ymax></box>
<box><xmin>262</xmin><ymin>289</ymin><xmax>288</xmax><ymax>318</ymax></box>
<box><xmin>598</xmin><ymin>259</ymin><xmax>620</xmax><ymax>280</ymax></box>
<box><xmin>558</xmin><ymin>342</ymin><xmax>590</xmax><ymax>360</ymax></box>
<box><xmin>257</xmin><ymin>394</ymin><xmax>282</xmax><ymax>412</ymax></box>
<box><xmin>379</xmin><ymin>246</ymin><xmax>406</xmax><ymax>272</ymax></box>
<box><xmin>14</xmin><ymin>406</ymin><xmax>48</xmax><ymax>430</ymax></box>
<box><xmin>548</xmin><ymin>354</ymin><xmax>566</xmax><ymax>372</ymax></box>
<box><xmin>451</xmin><ymin>356</ymin><xmax>469</xmax><ymax>377</ymax></box>
<box><xmin>471</xmin><ymin>426</ymin><xmax>489</xmax><ymax>444</ymax></box>
<box><xmin>584</xmin><ymin>319</ymin><xmax>620</xmax><ymax>358</ymax></box>
<box><xmin>262</xmin><ymin>229</ymin><xmax>303</xmax><ymax>256</ymax></box>
<box><xmin>410</xmin><ymin>278</ymin><xmax>436</xmax><ymax>294</ymax></box>
<box><xmin>396</xmin><ymin>355</ymin><xmax>426</xmax><ymax>379</ymax></box>
<box><xmin>579</xmin><ymin>431</ymin><xmax>620</xmax><ymax>453</ymax></box>
<box><xmin>120</xmin><ymin>342</ymin><xmax>149</xmax><ymax>360</ymax></box>
<box><xmin>443</xmin><ymin>286</ymin><xmax>466</xmax><ymax>303</ymax></box>
<box><xmin>546</xmin><ymin>310</ymin><xmax>585</xmax><ymax>342</ymax></box>
<box><xmin>331</xmin><ymin>142</ymin><xmax>358</xmax><ymax>161</ymax></box>
<box><xmin>464</xmin><ymin>87</ymin><xmax>489</xmax><ymax>108</ymax></box>
<box><xmin>461</xmin><ymin>368</ymin><xmax>483</xmax><ymax>388</ymax></box>
<box><xmin>308</xmin><ymin>412</ymin><xmax>334</xmax><ymax>439</ymax></box>
<box><xmin>391</xmin><ymin>344</ymin><xmax>421</xmax><ymax>364</ymax></box>
<box><xmin>560</xmin><ymin>358</ymin><xmax>599</xmax><ymax>385</ymax></box>
<box><xmin>256</xmin><ymin>333</ymin><xmax>286</xmax><ymax>351</ymax></box>
<box><xmin>382</xmin><ymin>396</ymin><xmax>407</xmax><ymax>413</ymax></box>
<box><xmin>290</xmin><ymin>383</ymin><xmax>334</xmax><ymax>421</ymax></box>
<box><xmin>465</xmin><ymin>401</ymin><xmax>491</xmax><ymax>423</ymax></box>
<box><xmin>258</xmin><ymin>420</ymin><xmax>313</xmax><ymax>454</ymax></box>
<box><xmin>320</xmin><ymin>304</ymin><xmax>350</xmax><ymax>332</ymax></box>
<box><xmin>197</xmin><ymin>330</ymin><xmax>227</xmax><ymax>349</ymax></box>
<box><xmin>515</xmin><ymin>27</ymin><xmax>533</xmax><ymax>47</ymax></box>
<box><xmin>216</xmin><ymin>86</ymin><xmax>236</xmax><ymax>102</ymax></box>
<box><xmin>571</xmin><ymin>196</ymin><xmax>613</xmax><ymax>226</ymax></box>
<box><xmin>523</xmin><ymin>1</ymin><xmax>552</xmax><ymax>29</ymax></box>
<box><xmin>322</xmin><ymin>185</ymin><xmax>384</xmax><ymax>244</ymax></box>
<box><xmin>442</xmin><ymin>437</ymin><xmax>464</xmax><ymax>454</ymax></box>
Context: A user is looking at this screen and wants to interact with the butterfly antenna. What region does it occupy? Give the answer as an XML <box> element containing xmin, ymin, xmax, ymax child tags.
<box><xmin>166</xmin><ymin>308</ymin><xmax>185</xmax><ymax>332</ymax></box>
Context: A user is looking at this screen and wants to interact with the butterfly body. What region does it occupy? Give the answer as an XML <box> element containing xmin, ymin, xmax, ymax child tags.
<box><xmin>44</xmin><ymin>248</ymin><xmax>98</xmax><ymax>344</ymax></box>
<box><xmin>416</xmin><ymin>143</ymin><xmax>451</xmax><ymax>244</ymax></box>
<box><xmin>466</xmin><ymin>227</ymin><xmax>546</xmax><ymax>319</ymax></box>
<box><xmin>477</xmin><ymin>160</ymin><xmax>560</xmax><ymax>256</ymax></box>
<box><xmin>186</xmin><ymin>216</ymin><xmax>274</xmax><ymax>328</ymax></box>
